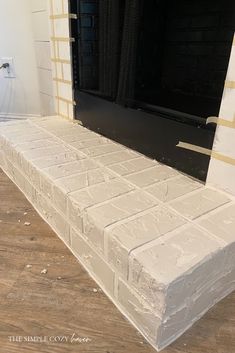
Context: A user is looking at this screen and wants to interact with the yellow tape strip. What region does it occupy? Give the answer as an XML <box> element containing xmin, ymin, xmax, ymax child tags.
<box><xmin>212</xmin><ymin>151</ymin><xmax>235</xmax><ymax>166</ymax></box>
<box><xmin>51</xmin><ymin>58</ymin><xmax>71</xmax><ymax>64</ymax></box>
<box><xmin>61</xmin><ymin>62</ymin><xmax>64</xmax><ymax>80</ymax></box>
<box><xmin>55</xmin><ymin>96</ymin><xmax>76</xmax><ymax>106</ymax></box>
<box><xmin>224</xmin><ymin>80</ymin><xmax>235</xmax><ymax>89</ymax></box>
<box><xmin>206</xmin><ymin>116</ymin><xmax>235</xmax><ymax>129</ymax></box>
<box><xmin>177</xmin><ymin>142</ymin><xmax>235</xmax><ymax>166</ymax></box>
<box><xmin>51</xmin><ymin>37</ymin><xmax>75</xmax><ymax>42</ymax></box>
<box><xmin>53</xmin><ymin>78</ymin><xmax>72</xmax><ymax>85</ymax></box>
<box><xmin>50</xmin><ymin>14</ymin><xmax>77</xmax><ymax>20</ymax></box>
<box><xmin>177</xmin><ymin>142</ymin><xmax>211</xmax><ymax>156</ymax></box>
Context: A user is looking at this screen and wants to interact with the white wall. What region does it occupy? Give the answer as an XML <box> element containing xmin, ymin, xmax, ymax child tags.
<box><xmin>0</xmin><ymin>0</ymin><xmax>41</xmax><ymax>116</ymax></box>
<box><xmin>31</xmin><ymin>0</ymin><xmax>55</xmax><ymax>116</ymax></box>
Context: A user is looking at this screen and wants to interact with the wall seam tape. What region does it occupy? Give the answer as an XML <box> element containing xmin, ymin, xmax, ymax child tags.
<box><xmin>206</xmin><ymin>116</ymin><xmax>235</xmax><ymax>129</ymax></box>
<box><xmin>51</xmin><ymin>58</ymin><xmax>71</xmax><ymax>64</ymax></box>
<box><xmin>53</xmin><ymin>78</ymin><xmax>72</xmax><ymax>85</ymax></box>
<box><xmin>224</xmin><ymin>80</ymin><xmax>235</xmax><ymax>89</ymax></box>
<box><xmin>50</xmin><ymin>14</ymin><xmax>77</xmax><ymax>20</ymax></box>
<box><xmin>177</xmin><ymin>142</ymin><xmax>235</xmax><ymax>166</ymax></box>
<box><xmin>51</xmin><ymin>37</ymin><xmax>75</xmax><ymax>42</ymax></box>
<box><xmin>55</xmin><ymin>96</ymin><xmax>76</xmax><ymax>105</ymax></box>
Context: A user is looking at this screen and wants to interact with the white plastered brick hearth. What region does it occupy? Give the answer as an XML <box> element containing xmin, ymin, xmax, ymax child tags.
<box><xmin>0</xmin><ymin>116</ymin><xmax>235</xmax><ymax>351</ymax></box>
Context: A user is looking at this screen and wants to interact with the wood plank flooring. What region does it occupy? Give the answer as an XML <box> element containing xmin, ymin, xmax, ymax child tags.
<box><xmin>0</xmin><ymin>168</ymin><xmax>234</xmax><ymax>353</ymax></box>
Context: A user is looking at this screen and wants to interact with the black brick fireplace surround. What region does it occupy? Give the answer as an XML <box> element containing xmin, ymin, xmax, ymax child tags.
<box><xmin>70</xmin><ymin>0</ymin><xmax>235</xmax><ymax>181</ymax></box>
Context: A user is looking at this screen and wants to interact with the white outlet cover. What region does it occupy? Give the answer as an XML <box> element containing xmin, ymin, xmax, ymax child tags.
<box><xmin>1</xmin><ymin>57</ymin><xmax>16</xmax><ymax>78</ymax></box>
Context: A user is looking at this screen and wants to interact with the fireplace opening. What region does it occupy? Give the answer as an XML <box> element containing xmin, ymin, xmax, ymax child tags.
<box><xmin>70</xmin><ymin>0</ymin><xmax>235</xmax><ymax>181</ymax></box>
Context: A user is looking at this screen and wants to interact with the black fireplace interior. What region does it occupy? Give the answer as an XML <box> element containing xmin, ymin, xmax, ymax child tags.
<box><xmin>70</xmin><ymin>0</ymin><xmax>235</xmax><ymax>180</ymax></box>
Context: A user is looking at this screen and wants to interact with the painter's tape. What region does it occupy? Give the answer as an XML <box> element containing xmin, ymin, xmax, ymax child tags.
<box><xmin>50</xmin><ymin>14</ymin><xmax>78</xmax><ymax>20</ymax></box>
<box><xmin>177</xmin><ymin>142</ymin><xmax>211</xmax><ymax>156</ymax></box>
<box><xmin>212</xmin><ymin>151</ymin><xmax>235</xmax><ymax>166</ymax></box>
<box><xmin>55</xmin><ymin>96</ymin><xmax>76</xmax><ymax>106</ymax></box>
<box><xmin>53</xmin><ymin>78</ymin><xmax>72</xmax><ymax>85</ymax></box>
<box><xmin>224</xmin><ymin>80</ymin><xmax>235</xmax><ymax>89</ymax></box>
<box><xmin>51</xmin><ymin>37</ymin><xmax>75</xmax><ymax>42</ymax></box>
<box><xmin>51</xmin><ymin>58</ymin><xmax>71</xmax><ymax>64</ymax></box>
<box><xmin>177</xmin><ymin>142</ymin><xmax>235</xmax><ymax>166</ymax></box>
<box><xmin>206</xmin><ymin>116</ymin><xmax>235</xmax><ymax>129</ymax></box>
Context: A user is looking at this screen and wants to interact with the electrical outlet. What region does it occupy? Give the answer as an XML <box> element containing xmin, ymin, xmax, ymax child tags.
<box><xmin>1</xmin><ymin>57</ymin><xmax>15</xmax><ymax>78</ymax></box>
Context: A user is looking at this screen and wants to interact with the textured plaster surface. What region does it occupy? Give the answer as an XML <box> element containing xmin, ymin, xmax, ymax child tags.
<box><xmin>0</xmin><ymin>116</ymin><xmax>235</xmax><ymax>351</ymax></box>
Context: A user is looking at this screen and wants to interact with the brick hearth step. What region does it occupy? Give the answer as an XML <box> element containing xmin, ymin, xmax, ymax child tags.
<box><xmin>0</xmin><ymin>116</ymin><xmax>234</xmax><ymax>351</ymax></box>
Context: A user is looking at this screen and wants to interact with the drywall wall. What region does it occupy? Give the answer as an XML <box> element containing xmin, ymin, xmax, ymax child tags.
<box><xmin>207</xmin><ymin>35</ymin><xmax>235</xmax><ymax>196</ymax></box>
<box><xmin>0</xmin><ymin>0</ymin><xmax>41</xmax><ymax>116</ymax></box>
<box><xmin>31</xmin><ymin>0</ymin><xmax>55</xmax><ymax>116</ymax></box>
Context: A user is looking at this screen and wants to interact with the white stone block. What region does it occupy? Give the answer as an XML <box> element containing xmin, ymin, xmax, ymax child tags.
<box><xmin>42</xmin><ymin>159</ymin><xmax>97</xmax><ymax>180</ymax></box>
<box><xmin>129</xmin><ymin>225</ymin><xmax>224</xmax><ymax>317</ymax></box>
<box><xmin>62</xmin><ymin>62</ymin><xmax>72</xmax><ymax>82</ymax></box>
<box><xmin>53</xmin><ymin>168</ymin><xmax>115</xmax><ymax>214</ymax></box>
<box><xmin>70</xmin><ymin>137</ymin><xmax>112</xmax><ymax>151</ymax></box>
<box><xmin>57</xmin><ymin>82</ymin><xmax>73</xmax><ymax>102</ymax></box>
<box><xmin>82</xmin><ymin>142</ymin><xmax>124</xmax><ymax>157</ymax></box>
<box><xmin>14</xmin><ymin>139</ymin><xmax>58</xmax><ymax>152</ymax></box>
<box><xmin>126</xmin><ymin>165</ymin><xmax>179</xmax><ymax>187</ymax></box>
<box><xmin>30</xmin><ymin>151</ymin><xmax>83</xmax><ymax>169</ymax></box>
<box><xmin>52</xmin><ymin>0</ymin><xmax>63</xmax><ymax>15</ymax></box>
<box><xmin>33</xmin><ymin>190</ymin><xmax>70</xmax><ymax>244</ymax></box>
<box><xmin>22</xmin><ymin>145</ymin><xmax>71</xmax><ymax>160</ymax></box>
<box><xmin>71</xmin><ymin>228</ymin><xmax>115</xmax><ymax>295</ymax></box>
<box><xmin>1</xmin><ymin>127</ymin><xmax>40</xmax><ymax>141</ymax></box>
<box><xmin>10</xmin><ymin>132</ymin><xmax>51</xmax><ymax>145</ymax></box>
<box><xmin>187</xmin><ymin>268</ymin><xmax>235</xmax><ymax>323</ymax></box>
<box><xmin>170</xmin><ymin>188</ymin><xmax>230</xmax><ymax>220</ymax></box>
<box><xmin>198</xmin><ymin>204</ymin><xmax>235</xmax><ymax>244</ymax></box>
<box><xmin>66</xmin><ymin>131</ymin><xmax>100</xmax><ymax>145</ymax></box>
<box><xmin>84</xmin><ymin>190</ymin><xmax>157</xmax><ymax>252</ymax></box>
<box><xmin>107</xmin><ymin>206</ymin><xmax>185</xmax><ymax>278</ymax></box>
<box><xmin>54</xmin><ymin>18</ymin><xmax>70</xmax><ymax>38</ymax></box>
<box><xmin>146</xmin><ymin>175</ymin><xmax>202</xmax><ymax>202</ymax></box>
<box><xmin>58</xmin><ymin>128</ymin><xmax>91</xmax><ymax>142</ymax></box>
<box><xmin>57</xmin><ymin>41</ymin><xmax>71</xmax><ymax>61</ymax></box>
<box><xmin>68</xmin><ymin>179</ymin><xmax>133</xmax><ymax>235</ymax></box>
<box><xmin>95</xmin><ymin>150</ymin><xmax>140</xmax><ymax>166</ymax></box>
<box><xmin>117</xmin><ymin>278</ymin><xmax>161</xmax><ymax>343</ymax></box>
<box><xmin>109</xmin><ymin>156</ymin><xmax>158</xmax><ymax>176</ymax></box>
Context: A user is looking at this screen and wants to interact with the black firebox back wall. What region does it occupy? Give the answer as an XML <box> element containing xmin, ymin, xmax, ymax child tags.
<box><xmin>135</xmin><ymin>0</ymin><xmax>235</xmax><ymax>117</ymax></box>
<box><xmin>72</xmin><ymin>0</ymin><xmax>235</xmax><ymax>118</ymax></box>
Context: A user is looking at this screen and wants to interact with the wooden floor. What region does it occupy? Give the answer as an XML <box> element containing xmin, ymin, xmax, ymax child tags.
<box><xmin>0</xmin><ymin>168</ymin><xmax>234</xmax><ymax>353</ymax></box>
